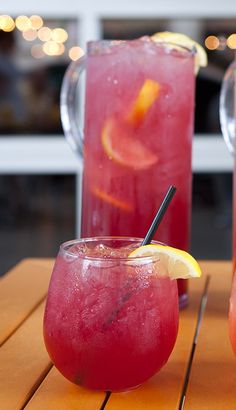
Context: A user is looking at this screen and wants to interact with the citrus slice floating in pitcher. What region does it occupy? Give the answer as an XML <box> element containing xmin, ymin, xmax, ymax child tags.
<box><xmin>101</xmin><ymin>118</ymin><xmax>158</xmax><ymax>170</ymax></box>
<box><xmin>127</xmin><ymin>78</ymin><xmax>160</xmax><ymax>124</ymax></box>
<box><xmin>129</xmin><ymin>244</ymin><xmax>202</xmax><ymax>279</ymax></box>
<box><xmin>151</xmin><ymin>31</ymin><xmax>208</xmax><ymax>74</ymax></box>
<box><xmin>91</xmin><ymin>186</ymin><xmax>133</xmax><ymax>212</ymax></box>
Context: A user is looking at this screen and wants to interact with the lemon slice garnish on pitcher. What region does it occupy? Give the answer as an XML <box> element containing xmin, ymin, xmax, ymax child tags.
<box><xmin>151</xmin><ymin>31</ymin><xmax>208</xmax><ymax>74</ymax></box>
<box><xmin>129</xmin><ymin>244</ymin><xmax>202</xmax><ymax>279</ymax></box>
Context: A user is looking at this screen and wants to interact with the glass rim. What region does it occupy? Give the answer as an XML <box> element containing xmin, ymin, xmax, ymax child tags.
<box><xmin>87</xmin><ymin>38</ymin><xmax>196</xmax><ymax>57</ymax></box>
<box><xmin>59</xmin><ymin>236</ymin><xmax>165</xmax><ymax>262</ymax></box>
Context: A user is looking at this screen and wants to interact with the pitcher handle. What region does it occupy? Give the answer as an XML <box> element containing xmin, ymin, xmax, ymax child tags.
<box><xmin>220</xmin><ymin>60</ymin><xmax>236</xmax><ymax>155</ymax></box>
<box><xmin>60</xmin><ymin>55</ymin><xmax>86</xmax><ymax>159</ymax></box>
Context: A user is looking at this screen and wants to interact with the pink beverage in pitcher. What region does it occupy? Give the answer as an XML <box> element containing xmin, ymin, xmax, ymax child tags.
<box><xmin>43</xmin><ymin>237</ymin><xmax>179</xmax><ymax>391</ymax></box>
<box><xmin>80</xmin><ymin>38</ymin><xmax>196</xmax><ymax>308</ymax></box>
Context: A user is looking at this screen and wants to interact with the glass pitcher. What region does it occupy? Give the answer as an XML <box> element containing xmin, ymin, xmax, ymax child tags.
<box><xmin>60</xmin><ymin>38</ymin><xmax>196</xmax><ymax>308</ymax></box>
<box><xmin>220</xmin><ymin>57</ymin><xmax>236</xmax><ymax>353</ymax></box>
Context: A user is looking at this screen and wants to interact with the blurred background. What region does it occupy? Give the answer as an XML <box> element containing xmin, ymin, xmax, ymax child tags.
<box><xmin>0</xmin><ymin>1</ymin><xmax>234</xmax><ymax>274</ymax></box>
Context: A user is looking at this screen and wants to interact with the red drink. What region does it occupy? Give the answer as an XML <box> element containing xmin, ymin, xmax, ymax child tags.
<box><xmin>44</xmin><ymin>237</ymin><xmax>179</xmax><ymax>391</ymax></box>
<box><xmin>80</xmin><ymin>38</ymin><xmax>195</xmax><ymax>308</ymax></box>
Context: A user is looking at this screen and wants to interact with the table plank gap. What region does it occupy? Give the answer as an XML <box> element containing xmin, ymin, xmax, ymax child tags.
<box><xmin>21</xmin><ymin>362</ymin><xmax>54</xmax><ymax>410</ymax></box>
<box><xmin>0</xmin><ymin>302</ymin><xmax>52</xmax><ymax>410</ymax></box>
<box><xmin>185</xmin><ymin>261</ymin><xmax>236</xmax><ymax>410</ymax></box>
<box><xmin>178</xmin><ymin>275</ymin><xmax>210</xmax><ymax>410</ymax></box>
<box><xmin>100</xmin><ymin>391</ymin><xmax>112</xmax><ymax>410</ymax></box>
<box><xmin>24</xmin><ymin>366</ymin><xmax>107</xmax><ymax>410</ymax></box>
<box><xmin>104</xmin><ymin>274</ymin><xmax>206</xmax><ymax>410</ymax></box>
<box><xmin>1</xmin><ymin>294</ymin><xmax>48</xmax><ymax>348</ymax></box>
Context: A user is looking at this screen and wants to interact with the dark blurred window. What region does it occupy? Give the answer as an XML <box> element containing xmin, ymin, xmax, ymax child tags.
<box><xmin>0</xmin><ymin>18</ymin><xmax>78</xmax><ymax>135</ymax></box>
<box><xmin>0</xmin><ymin>174</ymin><xmax>76</xmax><ymax>275</ymax></box>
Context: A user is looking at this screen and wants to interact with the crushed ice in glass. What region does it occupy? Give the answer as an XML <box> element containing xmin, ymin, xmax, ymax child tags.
<box><xmin>67</xmin><ymin>242</ymin><xmax>138</xmax><ymax>259</ymax></box>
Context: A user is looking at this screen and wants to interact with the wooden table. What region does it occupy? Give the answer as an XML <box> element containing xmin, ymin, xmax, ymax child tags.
<box><xmin>0</xmin><ymin>259</ymin><xmax>236</xmax><ymax>409</ymax></box>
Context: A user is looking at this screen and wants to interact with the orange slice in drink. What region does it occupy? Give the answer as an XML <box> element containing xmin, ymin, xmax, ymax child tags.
<box><xmin>127</xmin><ymin>79</ymin><xmax>160</xmax><ymax>125</ymax></box>
<box><xmin>101</xmin><ymin>118</ymin><xmax>158</xmax><ymax>170</ymax></box>
<box><xmin>91</xmin><ymin>186</ymin><xmax>133</xmax><ymax>212</ymax></box>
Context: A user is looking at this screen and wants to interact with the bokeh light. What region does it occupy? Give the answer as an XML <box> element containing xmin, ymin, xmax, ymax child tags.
<box><xmin>55</xmin><ymin>43</ymin><xmax>65</xmax><ymax>56</ymax></box>
<box><xmin>51</xmin><ymin>28</ymin><xmax>68</xmax><ymax>43</ymax></box>
<box><xmin>38</xmin><ymin>26</ymin><xmax>52</xmax><ymax>42</ymax></box>
<box><xmin>43</xmin><ymin>40</ymin><xmax>61</xmax><ymax>56</ymax></box>
<box><xmin>23</xmin><ymin>29</ymin><xmax>38</xmax><ymax>41</ymax></box>
<box><xmin>69</xmin><ymin>46</ymin><xmax>85</xmax><ymax>61</ymax></box>
<box><xmin>31</xmin><ymin>44</ymin><xmax>45</xmax><ymax>59</ymax></box>
<box><xmin>227</xmin><ymin>34</ymin><xmax>236</xmax><ymax>49</ymax></box>
<box><xmin>15</xmin><ymin>15</ymin><xmax>31</xmax><ymax>32</ymax></box>
<box><xmin>205</xmin><ymin>35</ymin><xmax>220</xmax><ymax>50</ymax></box>
<box><xmin>0</xmin><ymin>15</ymin><xmax>15</xmax><ymax>32</ymax></box>
<box><xmin>29</xmin><ymin>15</ymin><xmax>43</xmax><ymax>30</ymax></box>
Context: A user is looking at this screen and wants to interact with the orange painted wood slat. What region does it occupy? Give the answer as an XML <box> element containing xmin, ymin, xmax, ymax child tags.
<box><xmin>25</xmin><ymin>367</ymin><xmax>106</xmax><ymax>410</ymax></box>
<box><xmin>0</xmin><ymin>302</ymin><xmax>52</xmax><ymax>410</ymax></box>
<box><xmin>0</xmin><ymin>258</ymin><xmax>54</xmax><ymax>345</ymax></box>
<box><xmin>185</xmin><ymin>261</ymin><xmax>236</xmax><ymax>409</ymax></box>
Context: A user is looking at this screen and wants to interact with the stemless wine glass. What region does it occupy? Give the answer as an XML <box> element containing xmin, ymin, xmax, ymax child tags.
<box><xmin>220</xmin><ymin>57</ymin><xmax>236</xmax><ymax>354</ymax></box>
<box><xmin>43</xmin><ymin>237</ymin><xmax>179</xmax><ymax>392</ymax></box>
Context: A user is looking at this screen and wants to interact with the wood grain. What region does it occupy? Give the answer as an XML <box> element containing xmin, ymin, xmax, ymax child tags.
<box><xmin>25</xmin><ymin>367</ymin><xmax>106</xmax><ymax>410</ymax></box>
<box><xmin>185</xmin><ymin>261</ymin><xmax>236</xmax><ymax>409</ymax></box>
<box><xmin>0</xmin><ymin>258</ymin><xmax>54</xmax><ymax>345</ymax></box>
<box><xmin>0</xmin><ymin>302</ymin><xmax>51</xmax><ymax>410</ymax></box>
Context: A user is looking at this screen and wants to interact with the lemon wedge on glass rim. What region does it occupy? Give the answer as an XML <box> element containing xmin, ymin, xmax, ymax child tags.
<box><xmin>151</xmin><ymin>31</ymin><xmax>208</xmax><ymax>74</ymax></box>
<box><xmin>128</xmin><ymin>244</ymin><xmax>202</xmax><ymax>279</ymax></box>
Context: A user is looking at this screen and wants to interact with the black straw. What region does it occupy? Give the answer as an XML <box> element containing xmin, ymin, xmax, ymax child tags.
<box><xmin>141</xmin><ymin>185</ymin><xmax>176</xmax><ymax>246</ymax></box>
<box><xmin>103</xmin><ymin>185</ymin><xmax>176</xmax><ymax>329</ymax></box>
